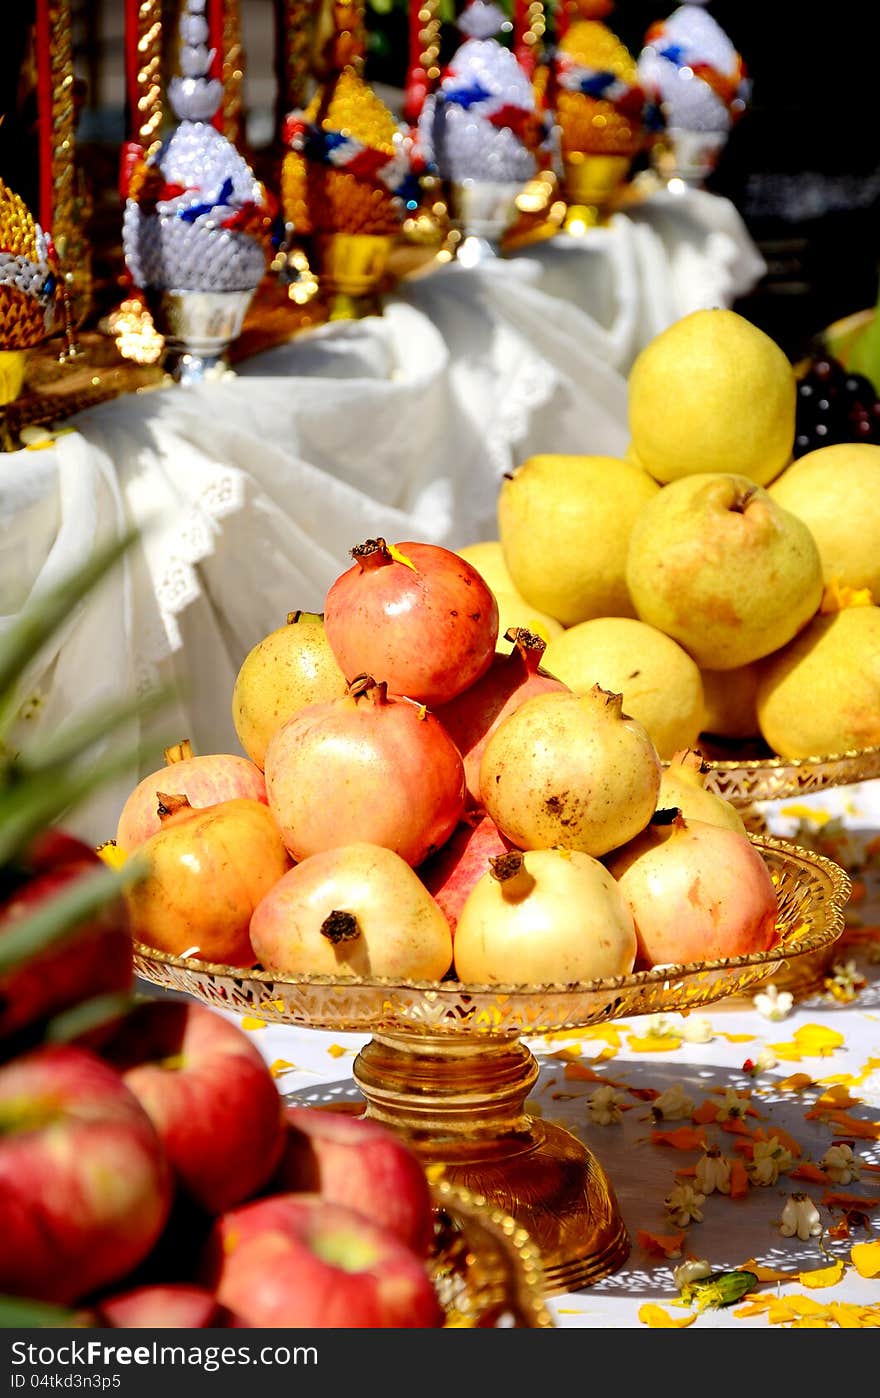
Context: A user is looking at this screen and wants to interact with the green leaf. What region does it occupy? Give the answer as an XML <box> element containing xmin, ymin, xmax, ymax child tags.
<box><xmin>0</xmin><ymin>529</ymin><xmax>139</xmax><ymax>737</ymax></box>
<box><xmin>44</xmin><ymin>990</ymin><xmax>140</xmax><ymax>1045</ymax></box>
<box><xmin>0</xmin><ymin>857</ymin><xmax>147</xmax><ymax>977</ymax></box>
<box><xmin>0</xmin><ymin>1295</ymin><xmax>92</xmax><ymax>1328</ymax></box>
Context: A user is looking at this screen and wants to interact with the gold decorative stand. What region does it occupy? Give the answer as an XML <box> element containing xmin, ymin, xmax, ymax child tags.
<box><xmin>354</xmin><ymin>1031</ymin><xmax>628</xmax><ymax>1293</ymax></box>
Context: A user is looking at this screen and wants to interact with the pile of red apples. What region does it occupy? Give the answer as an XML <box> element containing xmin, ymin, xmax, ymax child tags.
<box><xmin>0</xmin><ymin>832</ymin><xmax>444</xmax><ymax>1328</ymax></box>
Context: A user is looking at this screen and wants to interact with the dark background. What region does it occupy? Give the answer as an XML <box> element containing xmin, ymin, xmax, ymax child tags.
<box><xmin>2</xmin><ymin>1</ymin><xmax>879</xmax><ymax>360</ymax></box>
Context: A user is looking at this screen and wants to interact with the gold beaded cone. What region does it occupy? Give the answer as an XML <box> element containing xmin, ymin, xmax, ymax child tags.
<box><xmin>0</xmin><ymin>179</ymin><xmax>56</xmax><ymax>355</ymax></box>
<box><xmin>282</xmin><ymin>68</ymin><xmax>406</xmax><ymax>237</ymax></box>
<box><xmin>556</xmin><ymin>20</ymin><xmax>645</xmax><ymax>161</ymax></box>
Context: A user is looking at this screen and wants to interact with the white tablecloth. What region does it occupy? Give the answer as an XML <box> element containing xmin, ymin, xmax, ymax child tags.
<box><xmin>0</xmin><ymin>188</ymin><xmax>765</xmax><ymax>842</ymax></box>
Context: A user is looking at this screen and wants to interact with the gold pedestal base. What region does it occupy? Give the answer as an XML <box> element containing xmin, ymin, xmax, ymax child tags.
<box><xmin>352</xmin><ymin>1032</ymin><xmax>629</xmax><ymax>1295</ymax></box>
<box><xmin>562</xmin><ymin>155</ymin><xmax>631</xmax><ymax>232</ymax></box>
<box><xmin>315</xmin><ymin>233</ymin><xmax>394</xmax><ymax>321</ymax></box>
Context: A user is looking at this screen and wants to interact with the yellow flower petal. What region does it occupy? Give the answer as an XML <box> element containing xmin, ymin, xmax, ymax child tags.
<box><xmin>798</xmin><ymin>1260</ymin><xmax>845</xmax><ymax>1289</ymax></box>
<box><xmin>628</xmin><ymin>1033</ymin><xmax>682</xmax><ymax>1052</ymax></box>
<box><xmin>240</xmin><ymin>1016</ymin><xmax>267</xmax><ymax>1031</ymax></box>
<box><xmin>268</xmin><ymin>1059</ymin><xmax>297</xmax><ymax>1078</ymax></box>
<box><xmin>738</xmin><ymin>1259</ymin><xmax>797</xmax><ymax>1283</ymax></box>
<box><xmin>851</xmin><ymin>1241</ymin><xmax>880</xmax><ymax>1279</ymax></box>
<box><xmin>769</xmin><ymin>1023</ymin><xmax>845</xmax><ymax>1061</ymax></box>
<box><xmin>638</xmin><ymin>1304</ymin><xmax>697</xmax><ymax>1329</ymax></box>
<box><xmin>327</xmin><ymin>1043</ymin><xmax>350</xmax><ymax>1058</ymax></box>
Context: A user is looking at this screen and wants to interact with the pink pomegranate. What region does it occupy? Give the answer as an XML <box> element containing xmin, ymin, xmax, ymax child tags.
<box><xmin>606</xmin><ymin>811</ymin><xmax>780</xmax><ymax>969</ymax></box>
<box><xmin>264</xmin><ymin>675</ymin><xmax>466</xmax><ymax>867</ymax></box>
<box><xmin>434</xmin><ymin>628</ymin><xmax>570</xmax><ymax>806</ymax></box>
<box><xmin>419</xmin><ymin>812</ymin><xmax>514</xmax><ymax>936</ymax></box>
<box><xmin>116</xmin><ymin>740</ymin><xmax>267</xmax><ymax>852</ymax></box>
<box><xmin>323</xmin><ymin>538</ymin><xmax>499</xmax><ymax>706</ymax></box>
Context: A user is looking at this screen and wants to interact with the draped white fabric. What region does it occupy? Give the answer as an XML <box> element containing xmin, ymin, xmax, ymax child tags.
<box><xmin>0</xmin><ymin>189</ymin><xmax>765</xmax><ymax>842</ymax></box>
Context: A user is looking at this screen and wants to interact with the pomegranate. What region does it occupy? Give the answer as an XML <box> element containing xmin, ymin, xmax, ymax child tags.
<box><xmin>249</xmin><ymin>842</ymin><xmax>453</xmax><ymax>981</ymax></box>
<box><xmin>264</xmin><ymin>675</ymin><xmax>466</xmax><ymax>867</ymax></box>
<box><xmin>232</xmin><ymin>611</ymin><xmax>347</xmax><ymax>770</ymax></box>
<box><xmin>434</xmin><ymin>628</ymin><xmax>569</xmax><ymax>806</ymax></box>
<box><xmin>453</xmin><ymin>849</ymin><xmax>637</xmax><ymax>984</ymax></box>
<box><xmin>323</xmin><ymin>538</ymin><xmax>499</xmax><ymax>706</ymax></box>
<box><xmin>116</xmin><ymin>740</ymin><xmax>267</xmax><ymax>852</ymax></box>
<box><xmin>658</xmin><ymin>749</ymin><xmax>747</xmax><ymax>834</ymax></box>
<box><xmin>605</xmin><ymin>810</ymin><xmax>779</xmax><ymax>968</ymax></box>
<box><xmin>479</xmin><ymin>684</ymin><xmax>662</xmax><ymax>857</ymax></box>
<box><xmin>0</xmin><ymin>831</ymin><xmax>132</xmax><ymax>1041</ymax></box>
<box><xmin>419</xmin><ymin>811</ymin><xmax>513</xmax><ymax>937</ymax></box>
<box><xmin>124</xmin><ymin>794</ymin><xmax>292</xmax><ymax>966</ymax></box>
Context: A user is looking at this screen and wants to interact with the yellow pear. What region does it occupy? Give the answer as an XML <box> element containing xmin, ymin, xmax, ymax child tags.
<box><xmin>700</xmin><ymin>662</ymin><xmax>762</xmax><ymax>740</ymax></box>
<box><xmin>626</xmin><ymin>473</ymin><xmax>824</xmax><ymax>670</ymax></box>
<box><xmin>768</xmin><ymin>442</ymin><xmax>880</xmax><ymax>597</ymax></box>
<box><xmin>628</xmin><ymin>308</ymin><xmax>796</xmax><ymax>486</ymax></box>
<box><xmin>456</xmin><ymin>541</ymin><xmax>564</xmax><ymax>645</ymax></box>
<box><xmin>542</xmin><ymin>615</ymin><xmax>704</xmax><ymax>759</ymax></box>
<box><xmin>497</xmin><ymin>454</ymin><xmax>660</xmax><ymax>626</ymax></box>
<box><xmin>658</xmin><ymin>749</ymin><xmax>747</xmax><ymax>833</ymax></box>
<box><xmin>755</xmin><ymin>604</ymin><xmax>880</xmax><ymax>759</ymax></box>
<box><xmin>232</xmin><ymin>611</ymin><xmax>347</xmax><ymax>769</ymax></box>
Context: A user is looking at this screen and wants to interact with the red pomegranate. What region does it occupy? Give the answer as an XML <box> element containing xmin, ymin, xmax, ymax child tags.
<box><xmin>323</xmin><ymin>538</ymin><xmax>499</xmax><ymax>706</ymax></box>
<box><xmin>434</xmin><ymin>628</ymin><xmax>570</xmax><ymax>805</ymax></box>
<box><xmin>419</xmin><ymin>811</ymin><xmax>514</xmax><ymax>936</ymax></box>
<box><xmin>264</xmin><ymin>675</ymin><xmax>466</xmax><ymax>866</ymax></box>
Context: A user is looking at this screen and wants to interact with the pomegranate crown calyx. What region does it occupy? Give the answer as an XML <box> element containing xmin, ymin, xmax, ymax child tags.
<box><xmin>587</xmin><ymin>684</ymin><xmax>624</xmax><ymax>719</ymax></box>
<box><xmin>652</xmin><ymin>806</ymin><xmax>687</xmax><ymax>830</ymax></box>
<box><xmin>155</xmin><ymin>792</ymin><xmax>193</xmax><ymax>821</ymax></box>
<box><xmin>671</xmin><ymin>748</ymin><xmax>710</xmax><ymax>777</ymax></box>
<box><xmin>320</xmin><ymin>910</ymin><xmax>361</xmax><ymax>945</ymax></box>
<box><xmin>349</xmin><ymin>539</ymin><xmax>418</xmax><ymax>572</ymax></box>
<box><xmin>346</xmin><ymin>673</ymin><xmax>388</xmax><ymax>703</ymax></box>
<box><xmin>504</xmin><ymin>626</ymin><xmax>547</xmax><ymax>657</ymax></box>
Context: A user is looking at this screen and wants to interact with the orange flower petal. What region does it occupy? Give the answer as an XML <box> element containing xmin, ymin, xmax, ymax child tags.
<box><xmin>790</xmin><ymin>1163</ymin><xmax>832</xmax><ymax>1185</ymax></box>
<box><xmin>564</xmin><ymin>1061</ymin><xmax>621</xmax><ymax>1083</ymax></box>
<box><xmin>729</xmin><ymin>1158</ymin><xmax>750</xmax><ymax>1199</ymax></box>
<box><xmin>798</xmin><ymin>1260</ymin><xmax>845</xmax><ymax>1289</ymax></box>
<box><xmin>738</xmin><ymin>1259</ymin><xmax>796</xmax><ymax>1282</ymax></box>
<box><xmin>638</xmin><ymin>1303</ymin><xmax>697</xmax><ymax>1328</ymax></box>
<box><xmin>627</xmin><ymin>1033</ymin><xmax>682</xmax><ymax>1052</ymax></box>
<box><xmin>824</xmin><ymin>1190</ymin><xmax>880</xmax><ymax>1210</ymax></box>
<box><xmin>777</xmin><ymin>1073</ymin><xmax>815</xmax><ymax>1092</ymax></box>
<box><xmin>636</xmin><ymin>1229</ymin><xmax>686</xmax><ymax>1259</ymax></box>
<box><xmin>651</xmin><ymin>1126</ymin><xmax>709</xmax><ymax>1152</ymax></box>
<box><xmin>850</xmin><ymin>1242</ymin><xmax>880</xmax><ymax>1278</ymax></box>
<box><xmin>692</xmin><ymin>1099</ymin><xmax>721</xmax><ymax>1124</ymax></box>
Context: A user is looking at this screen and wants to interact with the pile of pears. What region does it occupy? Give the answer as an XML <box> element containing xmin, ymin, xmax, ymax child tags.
<box><xmin>477</xmin><ymin>308</ymin><xmax>880</xmax><ymax>763</ymax></box>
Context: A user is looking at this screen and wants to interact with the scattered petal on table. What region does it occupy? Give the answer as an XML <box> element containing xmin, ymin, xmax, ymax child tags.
<box><xmin>850</xmin><ymin>1241</ymin><xmax>880</xmax><ymax>1278</ymax></box>
<box><xmin>240</xmin><ymin>1016</ymin><xmax>267</xmax><ymax>1031</ymax></box>
<box><xmin>268</xmin><ymin>1058</ymin><xmax>299</xmax><ymax>1078</ymax></box>
<box><xmin>737</xmin><ymin>1258</ymin><xmax>796</xmax><ymax>1282</ymax></box>
<box><xmin>768</xmin><ymin>1024</ymin><xmax>846</xmax><ymax>1060</ymax></box>
<box><xmin>790</xmin><ymin>1162</ymin><xmax>832</xmax><ymax>1185</ymax></box>
<box><xmin>728</xmin><ymin>1159</ymin><xmax>750</xmax><ymax>1199</ymax></box>
<box><xmin>652</xmin><ymin>1126</ymin><xmax>709</xmax><ymax>1152</ymax></box>
<box><xmin>798</xmin><ymin>1259</ymin><xmax>845</xmax><ymax>1289</ymax></box>
<box><xmin>327</xmin><ymin>1043</ymin><xmax>351</xmax><ymax>1058</ymax></box>
<box><xmin>823</xmin><ymin>1189</ymin><xmax>880</xmax><ymax>1210</ymax></box>
<box><xmin>636</xmin><ymin>1229</ymin><xmax>686</xmax><ymax>1259</ymax></box>
<box><xmin>627</xmin><ymin>1031</ymin><xmax>682</xmax><ymax>1052</ymax></box>
<box><xmin>638</xmin><ymin>1303</ymin><xmax>697</xmax><ymax>1329</ymax></box>
<box><xmin>776</xmin><ymin>1072</ymin><xmax>815</xmax><ymax>1093</ymax></box>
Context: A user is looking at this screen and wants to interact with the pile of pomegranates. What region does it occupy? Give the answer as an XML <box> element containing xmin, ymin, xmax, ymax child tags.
<box><xmin>117</xmin><ymin>537</ymin><xmax>780</xmax><ymax>984</ymax></box>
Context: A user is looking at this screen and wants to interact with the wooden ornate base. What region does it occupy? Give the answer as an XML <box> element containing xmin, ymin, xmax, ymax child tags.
<box><xmin>352</xmin><ymin>1031</ymin><xmax>629</xmax><ymax>1295</ymax></box>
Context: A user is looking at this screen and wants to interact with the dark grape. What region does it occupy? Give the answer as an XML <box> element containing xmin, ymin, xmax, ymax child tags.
<box><xmin>842</xmin><ymin>372</ymin><xmax>875</xmax><ymax>403</ymax></box>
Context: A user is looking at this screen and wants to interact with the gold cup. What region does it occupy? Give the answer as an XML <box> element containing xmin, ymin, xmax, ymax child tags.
<box><xmin>562</xmin><ymin>153</ymin><xmax>632</xmax><ymax>232</ymax></box>
<box><xmin>314</xmin><ymin>232</ymin><xmax>396</xmax><ymax>320</ymax></box>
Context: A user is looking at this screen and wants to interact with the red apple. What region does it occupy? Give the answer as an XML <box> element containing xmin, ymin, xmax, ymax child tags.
<box><xmin>96</xmin><ymin>1283</ymin><xmax>223</xmax><ymax>1328</ymax></box>
<box><xmin>276</xmin><ymin>1107</ymin><xmax>435</xmax><ymax>1255</ymax></box>
<box><xmin>0</xmin><ymin>1044</ymin><xmax>172</xmax><ymax>1304</ymax></box>
<box><xmin>104</xmin><ymin>999</ymin><xmax>285</xmax><ymax>1215</ymax></box>
<box><xmin>116</xmin><ymin>744</ymin><xmax>268</xmax><ymax>853</ymax></box>
<box><xmin>0</xmin><ymin>831</ymin><xmax>133</xmax><ymax>1040</ymax></box>
<box><xmin>419</xmin><ymin>812</ymin><xmax>513</xmax><ymax>936</ymax></box>
<box><xmin>203</xmin><ymin>1193</ymin><xmax>444</xmax><ymax>1328</ymax></box>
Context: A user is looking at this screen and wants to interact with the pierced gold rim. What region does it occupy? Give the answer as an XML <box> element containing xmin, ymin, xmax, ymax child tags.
<box><xmin>131</xmin><ymin>835</ymin><xmax>851</xmax><ymax>1026</ymax></box>
<box><xmin>697</xmin><ymin>742</ymin><xmax>880</xmax><ymax>776</ymax></box>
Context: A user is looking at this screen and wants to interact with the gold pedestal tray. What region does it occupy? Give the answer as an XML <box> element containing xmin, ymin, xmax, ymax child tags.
<box><xmin>132</xmin><ymin>836</ymin><xmax>849</xmax><ymax>1295</ymax></box>
<box><xmin>695</xmin><ymin>742</ymin><xmax>880</xmax><ymax>816</ymax></box>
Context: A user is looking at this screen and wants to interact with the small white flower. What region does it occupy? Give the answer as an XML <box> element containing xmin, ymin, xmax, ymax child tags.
<box><xmin>819</xmin><ymin>1143</ymin><xmax>861</xmax><ymax>1185</ymax></box>
<box><xmin>650</xmin><ymin>1082</ymin><xmax>696</xmax><ymax>1122</ymax></box>
<box><xmin>695</xmin><ymin>1147</ymin><xmax>732</xmax><ymax>1196</ymax></box>
<box><xmin>753</xmin><ymin>984</ymin><xmax>794</xmax><ymax>1021</ymax></box>
<box><xmin>753</xmin><ymin>1045</ymin><xmax>779</xmax><ymax>1072</ymax></box>
<box><xmin>717</xmin><ymin>1087</ymin><xmax>750</xmax><ymax>1122</ymax></box>
<box><xmin>747</xmin><ymin>1136</ymin><xmax>794</xmax><ymax>1187</ymax></box>
<box><xmin>779</xmin><ymin>1192</ymin><xmax>822</xmax><ymax>1241</ymax></box>
<box><xmin>641</xmin><ymin>1014</ymin><xmax>678</xmax><ymax>1039</ymax></box>
<box><xmin>586</xmin><ymin>1084</ymin><xmax>626</xmax><ymax>1125</ymax></box>
<box><xmin>678</xmin><ymin>1015</ymin><xmax>714</xmax><ymax>1044</ymax></box>
<box><xmin>664</xmin><ymin>1182</ymin><xmax>706</xmax><ymax>1228</ymax></box>
<box><xmin>673</xmin><ymin>1258</ymin><xmax>712</xmax><ymax>1292</ymax></box>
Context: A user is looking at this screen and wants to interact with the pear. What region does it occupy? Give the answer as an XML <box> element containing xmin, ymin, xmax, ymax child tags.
<box><xmin>628</xmin><ymin>308</ymin><xmax>796</xmax><ymax>487</ymax></box>
<box><xmin>456</xmin><ymin>542</ymin><xmax>564</xmax><ymax>646</ymax></box>
<box><xmin>755</xmin><ymin>604</ymin><xmax>880</xmax><ymax>759</ymax></box>
<box><xmin>768</xmin><ymin>442</ymin><xmax>880</xmax><ymax>598</ymax></box>
<box><xmin>658</xmin><ymin>749</ymin><xmax>747</xmax><ymax>834</ymax></box>
<box><xmin>625</xmin><ymin>473</ymin><xmax>824</xmax><ymax>670</ymax></box>
<box><xmin>497</xmin><ymin>454</ymin><xmax>660</xmax><ymax>626</ymax></box>
<box><xmin>700</xmin><ymin>663</ymin><xmax>762</xmax><ymax>740</ymax></box>
<box><xmin>232</xmin><ymin>611</ymin><xmax>347</xmax><ymax>769</ymax></box>
<box><xmin>542</xmin><ymin>615</ymin><xmax>704</xmax><ymax>759</ymax></box>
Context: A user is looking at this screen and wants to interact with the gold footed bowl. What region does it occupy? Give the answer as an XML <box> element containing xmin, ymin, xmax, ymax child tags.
<box><xmin>132</xmin><ymin>835</ymin><xmax>849</xmax><ymax>1295</ymax></box>
<box><xmin>561</xmin><ymin>154</ymin><xmax>632</xmax><ymax>231</ymax></box>
<box><xmin>313</xmin><ymin>232</ymin><xmax>396</xmax><ymax>321</ymax></box>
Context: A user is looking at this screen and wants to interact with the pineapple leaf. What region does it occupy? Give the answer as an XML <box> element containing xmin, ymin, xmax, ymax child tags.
<box><xmin>0</xmin><ymin>857</ymin><xmax>146</xmax><ymax>976</ymax></box>
<box><xmin>0</xmin><ymin>528</ymin><xmax>139</xmax><ymax>737</ymax></box>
